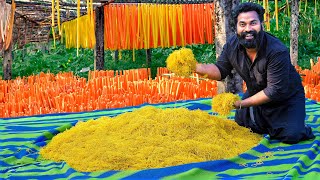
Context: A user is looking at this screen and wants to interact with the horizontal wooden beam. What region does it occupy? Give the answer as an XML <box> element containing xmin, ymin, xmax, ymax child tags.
<box><xmin>106</xmin><ymin>0</ymin><xmax>214</xmax><ymax>4</ymax></box>
<box><xmin>7</xmin><ymin>1</ymin><xmax>89</xmax><ymax>7</ymax></box>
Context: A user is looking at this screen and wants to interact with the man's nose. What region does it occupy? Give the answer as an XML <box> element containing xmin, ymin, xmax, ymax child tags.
<box><xmin>245</xmin><ymin>24</ymin><xmax>253</xmax><ymax>32</ymax></box>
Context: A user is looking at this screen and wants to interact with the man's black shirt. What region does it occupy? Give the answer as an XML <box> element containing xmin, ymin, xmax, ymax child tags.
<box><xmin>214</xmin><ymin>31</ymin><xmax>315</xmax><ymax>143</ymax></box>
<box><xmin>215</xmin><ymin>31</ymin><xmax>304</xmax><ymax>103</ymax></box>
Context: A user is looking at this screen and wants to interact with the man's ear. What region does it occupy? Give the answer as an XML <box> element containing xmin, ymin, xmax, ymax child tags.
<box><xmin>261</xmin><ymin>24</ymin><xmax>264</xmax><ymax>31</ymax></box>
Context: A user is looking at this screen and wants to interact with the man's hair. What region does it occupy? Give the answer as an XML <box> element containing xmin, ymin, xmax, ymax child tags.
<box><xmin>232</xmin><ymin>2</ymin><xmax>265</xmax><ymax>28</ymax></box>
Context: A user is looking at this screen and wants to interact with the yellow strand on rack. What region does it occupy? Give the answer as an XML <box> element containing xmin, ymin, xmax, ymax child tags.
<box><xmin>125</xmin><ymin>5</ymin><xmax>130</xmax><ymax>49</ymax></box>
<box><xmin>51</xmin><ymin>0</ymin><xmax>56</xmax><ymax>48</ymax></box>
<box><xmin>90</xmin><ymin>0</ymin><xmax>95</xmax><ymax>48</ymax></box>
<box><xmin>178</xmin><ymin>4</ymin><xmax>184</xmax><ymax>46</ymax></box>
<box><xmin>275</xmin><ymin>0</ymin><xmax>278</xmax><ymax>31</ymax></box>
<box><xmin>77</xmin><ymin>0</ymin><xmax>80</xmax><ymax>56</ymax></box>
<box><xmin>146</xmin><ymin>4</ymin><xmax>151</xmax><ymax>49</ymax></box>
<box><xmin>171</xmin><ymin>4</ymin><xmax>177</xmax><ymax>47</ymax></box>
<box><xmin>165</xmin><ymin>4</ymin><xmax>170</xmax><ymax>47</ymax></box>
<box><xmin>159</xmin><ymin>4</ymin><xmax>165</xmax><ymax>48</ymax></box>
<box><xmin>266</xmin><ymin>0</ymin><xmax>270</xmax><ymax>31</ymax></box>
<box><xmin>56</xmin><ymin>0</ymin><xmax>61</xmax><ymax>36</ymax></box>
<box><xmin>143</xmin><ymin>4</ymin><xmax>147</xmax><ymax>49</ymax></box>
<box><xmin>137</xmin><ymin>4</ymin><xmax>142</xmax><ymax>49</ymax></box>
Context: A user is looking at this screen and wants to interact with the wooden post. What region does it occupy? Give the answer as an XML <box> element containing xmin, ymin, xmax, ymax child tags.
<box><xmin>114</xmin><ymin>50</ymin><xmax>119</xmax><ymax>62</ymax></box>
<box><xmin>3</xmin><ymin>43</ymin><xmax>13</xmax><ymax>80</ymax></box>
<box><xmin>290</xmin><ymin>0</ymin><xmax>299</xmax><ymax>66</ymax></box>
<box><xmin>215</xmin><ymin>0</ymin><xmax>242</xmax><ymax>94</ymax></box>
<box><xmin>146</xmin><ymin>49</ymin><xmax>151</xmax><ymax>78</ymax></box>
<box><xmin>94</xmin><ymin>5</ymin><xmax>105</xmax><ymax>70</ymax></box>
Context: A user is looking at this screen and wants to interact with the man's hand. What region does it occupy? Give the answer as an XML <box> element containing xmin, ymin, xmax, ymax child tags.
<box><xmin>233</xmin><ymin>90</ymin><xmax>271</xmax><ymax>109</ymax></box>
<box><xmin>234</xmin><ymin>100</ymin><xmax>242</xmax><ymax>109</ymax></box>
<box><xmin>195</xmin><ymin>63</ymin><xmax>222</xmax><ymax>80</ymax></box>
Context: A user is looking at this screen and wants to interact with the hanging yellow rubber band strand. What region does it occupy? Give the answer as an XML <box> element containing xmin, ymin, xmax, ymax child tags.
<box><xmin>177</xmin><ymin>4</ymin><xmax>185</xmax><ymax>46</ymax></box>
<box><xmin>56</xmin><ymin>0</ymin><xmax>61</xmax><ymax>36</ymax></box>
<box><xmin>86</xmin><ymin>0</ymin><xmax>94</xmax><ymax>48</ymax></box>
<box><xmin>266</xmin><ymin>0</ymin><xmax>270</xmax><ymax>31</ymax></box>
<box><xmin>275</xmin><ymin>0</ymin><xmax>278</xmax><ymax>31</ymax></box>
<box><xmin>125</xmin><ymin>5</ymin><xmax>130</xmax><ymax>50</ymax></box>
<box><xmin>51</xmin><ymin>0</ymin><xmax>56</xmax><ymax>48</ymax></box>
<box><xmin>90</xmin><ymin>0</ymin><xmax>95</xmax><ymax>48</ymax></box>
<box><xmin>77</xmin><ymin>0</ymin><xmax>80</xmax><ymax>56</ymax></box>
<box><xmin>263</xmin><ymin>0</ymin><xmax>270</xmax><ymax>31</ymax></box>
<box><xmin>286</xmin><ymin>0</ymin><xmax>290</xmax><ymax>16</ymax></box>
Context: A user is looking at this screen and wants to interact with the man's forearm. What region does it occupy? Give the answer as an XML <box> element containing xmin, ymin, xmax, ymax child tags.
<box><xmin>235</xmin><ymin>90</ymin><xmax>271</xmax><ymax>108</ymax></box>
<box><xmin>195</xmin><ymin>64</ymin><xmax>222</xmax><ymax>80</ymax></box>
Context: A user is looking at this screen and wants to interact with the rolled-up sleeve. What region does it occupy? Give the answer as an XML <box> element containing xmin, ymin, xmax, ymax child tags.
<box><xmin>263</xmin><ymin>51</ymin><xmax>291</xmax><ymax>101</ymax></box>
<box><xmin>215</xmin><ymin>43</ymin><xmax>234</xmax><ymax>80</ymax></box>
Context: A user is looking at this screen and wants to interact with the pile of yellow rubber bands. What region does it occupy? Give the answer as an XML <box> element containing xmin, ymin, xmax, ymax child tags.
<box><xmin>40</xmin><ymin>106</ymin><xmax>261</xmax><ymax>172</ymax></box>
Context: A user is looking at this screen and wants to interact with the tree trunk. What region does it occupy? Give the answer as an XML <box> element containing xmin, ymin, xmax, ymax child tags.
<box><xmin>290</xmin><ymin>0</ymin><xmax>299</xmax><ymax>66</ymax></box>
<box><xmin>3</xmin><ymin>43</ymin><xmax>12</xmax><ymax>80</ymax></box>
<box><xmin>94</xmin><ymin>6</ymin><xmax>105</xmax><ymax>70</ymax></box>
<box><xmin>146</xmin><ymin>49</ymin><xmax>151</xmax><ymax>78</ymax></box>
<box><xmin>114</xmin><ymin>50</ymin><xmax>119</xmax><ymax>62</ymax></box>
<box><xmin>215</xmin><ymin>0</ymin><xmax>242</xmax><ymax>94</ymax></box>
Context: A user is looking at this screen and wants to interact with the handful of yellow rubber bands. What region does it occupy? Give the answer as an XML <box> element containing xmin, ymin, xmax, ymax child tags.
<box><xmin>166</xmin><ymin>47</ymin><xmax>197</xmax><ymax>77</ymax></box>
<box><xmin>212</xmin><ymin>93</ymin><xmax>241</xmax><ymax>116</ymax></box>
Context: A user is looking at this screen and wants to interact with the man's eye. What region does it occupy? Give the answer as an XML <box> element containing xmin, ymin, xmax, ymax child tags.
<box><xmin>239</xmin><ymin>23</ymin><xmax>245</xmax><ymax>27</ymax></box>
<box><xmin>251</xmin><ymin>21</ymin><xmax>257</xmax><ymax>25</ymax></box>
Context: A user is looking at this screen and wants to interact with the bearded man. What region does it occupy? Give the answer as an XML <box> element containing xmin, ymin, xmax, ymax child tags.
<box><xmin>195</xmin><ymin>2</ymin><xmax>314</xmax><ymax>144</ymax></box>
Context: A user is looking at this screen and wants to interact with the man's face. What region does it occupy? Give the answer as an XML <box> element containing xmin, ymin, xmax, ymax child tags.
<box><xmin>236</xmin><ymin>11</ymin><xmax>262</xmax><ymax>49</ymax></box>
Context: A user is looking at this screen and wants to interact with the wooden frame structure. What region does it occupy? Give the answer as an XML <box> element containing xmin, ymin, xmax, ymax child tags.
<box><xmin>7</xmin><ymin>0</ymin><xmax>96</xmax><ymax>48</ymax></box>
<box><xmin>6</xmin><ymin>0</ymin><xmax>214</xmax><ymax>47</ymax></box>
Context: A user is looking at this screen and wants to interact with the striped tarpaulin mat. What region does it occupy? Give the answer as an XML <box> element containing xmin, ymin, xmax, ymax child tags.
<box><xmin>1</xmin><ymin>98</ymin><xmax>319</xmax><ymax>179</ymax></box>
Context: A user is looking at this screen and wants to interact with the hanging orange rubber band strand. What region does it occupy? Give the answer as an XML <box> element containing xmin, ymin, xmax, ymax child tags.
<box><xmin>0</xmin><ymin>0</ymin><xmax>16</xmax><ymax>50</ymax></box>
<box><xmin>2</xmin><ymin>0</ymin><xmax>16</xmax><ymax>50</ymax></box>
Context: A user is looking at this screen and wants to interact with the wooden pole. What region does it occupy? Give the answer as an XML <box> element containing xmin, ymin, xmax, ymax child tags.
<box><xmin>290</xmin><ymin>0</ymin><xmax>299</xmax><ymax>66</ymax></box>
<box><xmin>3</xmin><ymin>42</ymin><xmax>13</xmax><ymax>80</ymax></box>
<box><xmin>146</xmin><ymin>49</ymin><xmax>151</xmax><ymax>78</ymax></box>
<box><xmin>114</xmin><ymin>50</ymin><xmax>119</xmax><ymax>62</ymax></box>
<box><xmin>94</xmin><ymin>5</ymin><xmax>105</xmax><ymax>70</ymax></box>
<box><xmin>215</xmin><ymin>0</ymin><xmax>242</xmax><ymax>94</ymax></box>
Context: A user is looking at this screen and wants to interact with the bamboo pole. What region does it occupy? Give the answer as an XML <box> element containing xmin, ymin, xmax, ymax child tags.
<box><xmin>275</xmin><ymin>0</ymin><xmax>279</xmax><ymax>31</ymax></box>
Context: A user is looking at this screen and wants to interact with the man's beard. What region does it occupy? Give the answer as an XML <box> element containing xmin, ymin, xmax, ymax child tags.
<box><xmin>237</xmin><ymin>30</ymin><xmax>261</xmax><ymax>49</ymax></box>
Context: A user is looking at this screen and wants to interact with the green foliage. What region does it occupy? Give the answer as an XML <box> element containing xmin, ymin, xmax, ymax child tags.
<box><xmin>0</xmin><ymin>1</ymin><xmax>319</xmax><ymax>79</ymax></box>
<box><xmin>105</xmin><ymin>44</ymin><xmax>214</xmax><ymax>78</ymax></box>
<box><xmin>268</xmin><ymin>0</ymin><xmax>320</xmax><ymax>69</ymax></box>
<box><xmin>3</xmin><ymin>41</ymin><xmax>97</xmax><ymax>79</ymax></box>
